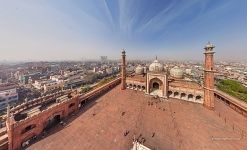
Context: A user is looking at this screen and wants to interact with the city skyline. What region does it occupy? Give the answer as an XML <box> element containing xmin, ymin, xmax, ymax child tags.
<box><xmin>0</xmin><ymin>0</ymin><xmax>247</xmax><ymax>61</ymax></box>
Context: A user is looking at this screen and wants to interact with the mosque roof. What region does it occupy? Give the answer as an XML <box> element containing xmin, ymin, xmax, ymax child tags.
<box><xmin>169</xmin><ymin>79</ymin><xmax>203</xmax><ymax>90</ymax></box>
<box><xmin>127</xmin><ymin>74</ymin><xmax>146</xmax><ymax>83</ymax></box>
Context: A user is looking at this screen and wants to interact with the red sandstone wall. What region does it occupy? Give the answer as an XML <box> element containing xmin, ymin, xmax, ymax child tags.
<box><xmin>8</xmin><ymin>78</ymin><xmax>121</xmax><ymax>150</ymax></box>
<box><xmin>11</xmin><ymin>96</ymin><xmax>79</xmax><ymax>150</ymax></box>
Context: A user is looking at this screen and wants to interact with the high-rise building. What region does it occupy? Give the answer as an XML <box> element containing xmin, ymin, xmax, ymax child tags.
<box><xmin>100</xmin><ymin>56</ymin><xmax>107</xmax><ymax>63</ymax></box>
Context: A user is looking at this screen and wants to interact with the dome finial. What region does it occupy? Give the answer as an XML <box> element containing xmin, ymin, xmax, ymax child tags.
<box><xmin>204</xmin><ymin>41</ymin><xmax>215</xmax><ymax>50</ymax></box>
<box><xmin>121</xmin><ymin>48</ymin><xmax>126</xmax><ymax>55</ymax></box>
<box><xmin>155</xmin><ymin>55</ymin><xmax>157</xmax><ymax>60</ymax></box>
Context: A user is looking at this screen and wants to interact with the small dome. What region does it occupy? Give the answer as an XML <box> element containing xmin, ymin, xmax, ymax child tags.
<box><xmin>135</xmin><ymin>65</ymin><xmax>144</xmax><ymax>75</ymax></box>
<box><xmin>170</xmin><ymin>66</ymin><xmax>184</xmax><ymax>79</ymax></box>
<box><xmin>126</xmin><ymin>66</ymin><xmax>135</xmax><ymax>72</ymax></box>
<box><xmin>149</xmin><ymin>58</ymin><xmax>164</xmax><ymax>72</ymax></box>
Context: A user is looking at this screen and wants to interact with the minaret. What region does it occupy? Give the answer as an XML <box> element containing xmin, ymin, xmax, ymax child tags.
<box><xmin>203</xmin><ymin>42</ymin><xmax>215</xmax><ymax>109</ymax></box>
<box><xmin>121</xmin><ymin>49</ymin><xmax>126</xmax><ymax>90</ymax></box>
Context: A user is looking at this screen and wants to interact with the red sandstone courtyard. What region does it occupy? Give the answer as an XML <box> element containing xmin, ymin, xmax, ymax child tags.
<box><xmin>27</xmin><ymin>85</ymin><xmax>247</xmax><ymax>150</ymax></box>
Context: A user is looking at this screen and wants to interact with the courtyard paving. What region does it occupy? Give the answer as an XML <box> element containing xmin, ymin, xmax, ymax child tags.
<box><xmin>27</xmin><ymin>85</ymin><xmax>247</xmax><ymax>150</ymax></box>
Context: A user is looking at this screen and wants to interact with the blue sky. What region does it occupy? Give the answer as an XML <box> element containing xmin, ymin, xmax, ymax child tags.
<box><xmin>0</xmin><ymin>0</ymin><xmax>247</xmax><ymax>61</ymax></box>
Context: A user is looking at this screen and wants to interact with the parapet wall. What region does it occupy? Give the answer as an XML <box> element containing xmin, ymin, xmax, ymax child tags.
<box><xmin>79</xmin><ymin>77</ymin><xmax>121</xmax><ymax>103</ymax></box>
<box><xmin>10</xmin><ymin>89</ymin><xmax>73</xmax><ymax>115</ymax></box>
<box><xmin>214</xmin><ymin>90</ymin><xmax>247</xmax><ymax>117</ymax></box>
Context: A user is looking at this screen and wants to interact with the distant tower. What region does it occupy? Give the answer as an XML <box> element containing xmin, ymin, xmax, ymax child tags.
<box><xmin>100</xmin><ymin>56</ymin><xmax>107</xmax><ymax>63</ymax></box>
<box><xmin>121</xmin><ymin>49</ymin><xmax>126</xmax><ymax>90</ymax></box>
<box><xmin>203</xmin><ymin>42</ymin><xmax>215</xmax><ymax>109</ymax></box>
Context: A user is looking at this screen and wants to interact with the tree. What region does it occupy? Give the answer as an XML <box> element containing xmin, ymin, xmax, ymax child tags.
<box><xmin>80</xmin><ymin>85</ymin><xmax>92</xmax><ymax>93</ymax></box>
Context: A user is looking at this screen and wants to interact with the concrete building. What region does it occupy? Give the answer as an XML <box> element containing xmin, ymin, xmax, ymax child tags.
<box><xmin>32</xmin><ymin>80</ymin><xmax>46</xmax><ymax>90</ymax></box>
<box><xmin>19</xmin><ymin>73</ymin><xmax>42</xmax><ymax>85</ymax></box>
<box><xmin>33</xmin><ymin>76</ymin><xmax>65</xmax><ymax>92</ymax></box>
<box><xmin>43</xmin><ymin>80</ymin><xmax>64</xmax><ymax>92</ymax></box>
<box><xmin>0</xmin><ymin>84</ymin><xmax>18</xmax><ymax>111</ymax></box>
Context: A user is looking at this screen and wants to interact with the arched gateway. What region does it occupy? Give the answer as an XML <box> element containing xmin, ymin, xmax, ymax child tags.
<box><xmin>146</xmin><ymin>61</ymin><xmax>168</xmax><ymax>98</ymax></box>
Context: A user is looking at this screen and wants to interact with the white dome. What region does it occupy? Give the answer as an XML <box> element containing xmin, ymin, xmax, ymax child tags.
<box><xmin>135</xmin><ymin>65</ymin><xmax>144</xmax><ymax>75</ymax></box>
<box><xmin>126</xmin><ymin>66</ymin><xmax>135</xmax><ymax>72</ymax></box>
<box><xmin>149</xmin><ymin>59</ymin><xmax>164</xmax><ymax>72</ymax></box>
<box><xmin>170</xmin><ymin>66</ymin><xmax>184</xmax><ymax>79</ymax></box>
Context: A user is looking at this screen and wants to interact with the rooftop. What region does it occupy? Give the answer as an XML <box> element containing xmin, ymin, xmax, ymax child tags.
<box><xmin>0</xmin><ymin>83</ymin><xmax>17</xmax><ymax>91</ymax></box>
<box><xmin>169</xmin><ymin>79</ymin><xmax>203</xmax><ymax>90</ymax></box>
<box><xmin>28</xmin><ymin>85</ymin><xmax>247</xmax><ymax>150</ymax></box>
<box><xmin>127</xmin><ymin>75</ymin><xmax>146</xmax><ymax>83</ymax></box>
<box><xmin>13</xmin><ymin>94</ymin><xmax>70</xmax><ymax>121</ymax></box>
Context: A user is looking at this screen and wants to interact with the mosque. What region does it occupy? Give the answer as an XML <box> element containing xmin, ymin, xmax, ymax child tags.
<box><xmin>126</xmin><ymin>57</ymin><xmax>204</xmax><ymax>103</ymax></box>
<box><xmin>122</xmin><ymin>42</ymin><xmax>215</xmax><ymax>108</ymax></box>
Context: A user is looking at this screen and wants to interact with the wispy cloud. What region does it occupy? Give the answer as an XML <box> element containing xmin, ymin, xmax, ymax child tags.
<box><xmin>0</xmin><ymin>0</ymin><xmax>246</xmax><ymax>61</ymax></box>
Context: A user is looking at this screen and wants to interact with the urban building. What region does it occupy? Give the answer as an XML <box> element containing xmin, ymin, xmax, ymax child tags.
<box><xmin>43</xmin><ymin>80</ymin><xmax>64</xmax><ymax>92</ymax></box>
<box><xmin>0</xmin><ymin>84</ymin><xmax>18</xmax><ymax>111</ymax></box>
<box><xmin>19</xmin><ymin>73</ymin><xmax>42</xmax><ymax>85</ymax></box>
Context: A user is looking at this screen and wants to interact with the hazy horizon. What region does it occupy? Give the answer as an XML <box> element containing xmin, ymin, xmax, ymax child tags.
<box><xmin>0</xmin><ymin>0</ymin><xmax>247</xmax><ymax>61</ymax></box>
